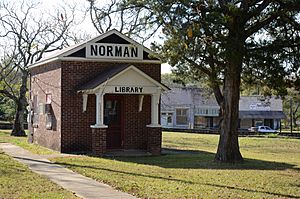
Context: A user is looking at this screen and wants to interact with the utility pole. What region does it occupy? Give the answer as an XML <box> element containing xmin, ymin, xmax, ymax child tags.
<box><xmin>290</xmin><ymin>98</ymin><xmax>293</xmax><ymax>133</ymax></box>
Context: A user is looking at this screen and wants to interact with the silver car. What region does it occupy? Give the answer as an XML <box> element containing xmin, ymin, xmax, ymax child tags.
<box><xmin>257</xmin><ymin>126</ymin><xmax>278</xmax><ymax>133</ymax></box>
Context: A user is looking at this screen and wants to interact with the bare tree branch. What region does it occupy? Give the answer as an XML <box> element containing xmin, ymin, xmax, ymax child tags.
<box><xmin>0</xmin><ymin>0</ymin><xmax>78</xmax><ymax>135</ymax></box>
<box><xmin>88</xmin><ymin>0</ymin><xmax>160</xmax><ymax>43</ymax></box>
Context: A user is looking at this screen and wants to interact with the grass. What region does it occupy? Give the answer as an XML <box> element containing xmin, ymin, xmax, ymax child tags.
<box><xmin>49</xmin><ymin>132</ymin><xmax>300</xmax><ymax>199</ymax></box>
<box><xmin>0</xmin><ymin>151</ymin><xmax>78</xmax><ymax>199</ymax></box>
<box><xmin>281</xmin><ymin>129</ymin><xmax>300</xmax><ymax>133</ymax></box>
<box><xmin>163</xmin><ymin>132</ymin><xmax>300</xmax><ymax>166</ymax></box>
<box><xmin>0</xmin><ymin>130</ymin><xmax>57</xmax><ymax>155</ymax></box>
<box><xmin>0</xmin><ymin>130</ymin><xmax>77</xmax><ymax>199</ymax></box>
<box><xmin>1</xmin><ymin>130</ymin><xmax>300</xmax><ymax>198</ymax></box>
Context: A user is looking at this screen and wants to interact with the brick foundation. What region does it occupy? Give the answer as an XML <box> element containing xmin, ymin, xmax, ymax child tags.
<box><xmin>147</xmin><ymin>127</ymin><xmax>162</xmax><ymax>155</ymax></box>
<box><xmin>91</xmin><ymin>128</ymin><xmax>107</xmax><ymax>156</ymax></box>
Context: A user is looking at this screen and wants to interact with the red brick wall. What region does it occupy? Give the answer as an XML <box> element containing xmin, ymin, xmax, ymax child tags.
<box><xmin>147</xmin><ymin>127</ymin><xmax>162</xmax><ymax>155</ymax></box>
<box><xmin>60</xmin><ymin>61</ymin><xmax>161</xmax><ymax>153</ymax></box>
<box><xmin>29</xmin><ymin>61</ymin><xmax>62</xmax><ymax>151</ymax></box>
<box><xmin>91</xmin><ymin>128</ymin><xmax>107</xmax><ymax>155</ymax></box>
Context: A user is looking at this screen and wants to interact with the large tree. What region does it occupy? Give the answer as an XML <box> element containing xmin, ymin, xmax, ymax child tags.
<box><xmin>0</xmin><ymin>57</ymin><xmax>21</xmax><ymax>123</ymax></box>
<box><xmin>0</xmin><ymin>1</ymin><xmax>76</xmax><ymax>136</ymax></box>
<box><xmin>117</xmin><ymin>0</ymin><xmax>300</xmax><ymax>162</ymax></box>
<box><xmin>87</xmin><ymin>0</ymin><xmax>161</xmax><ymax>43</ymax></box>
<box><xmin>283</xmin><ymin>88</ymin><xmax>300</xmax><ymax>128</ymax></box>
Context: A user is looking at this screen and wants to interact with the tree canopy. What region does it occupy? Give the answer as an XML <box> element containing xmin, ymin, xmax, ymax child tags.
<box><xmin>116</xmin><ymin>0</ymin><xmax>300</xmax><ymax>162</ymax></box>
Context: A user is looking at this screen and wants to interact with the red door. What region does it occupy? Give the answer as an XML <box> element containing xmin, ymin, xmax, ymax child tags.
<box><xmin>104</xmin><ymin>95</ymin><xmax>123</xmax><ymax>149</ymax></box>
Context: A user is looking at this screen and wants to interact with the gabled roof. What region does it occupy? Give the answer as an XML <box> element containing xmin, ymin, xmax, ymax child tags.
<box><xmin>29</xmin><ymin>29</ymin><xmax>160</xmax><ymax>69</ymax></box>
<box><xmin>77</xmin><ymin>64</ymin><xmax>170</xmax><ymax>93</ymax></box>
<box><xmin>77</xmin><ymin>64</ymin><xmax>130</xmax><ymax>91</ymax></box>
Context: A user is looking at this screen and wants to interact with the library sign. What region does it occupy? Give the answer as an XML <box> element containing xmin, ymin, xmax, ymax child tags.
<box><xmin>115</xmin><ymin>86</ymin><xmax>144</xmax><ymax>93</ymax></box>
<box><xmin>86</xmin><ymin>43</ymin><xmax>143</xmax><ymax>60</ymax></box>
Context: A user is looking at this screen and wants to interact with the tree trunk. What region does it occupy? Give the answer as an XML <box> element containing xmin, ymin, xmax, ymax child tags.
<box><xmin>215</xmin><ymin>74</ymin><xmax>243</xmax><ymax>162</ymax></box>
<box><xmin>293</xmin><ymin>104</ymin><xmax>299</xmax><ymax>127</ymax></box>
<box><xmin>215</xmin><ymin>31</ymin><xmax>244</xmax><ymax>162</ymax></box>
<box><xmin>11</xmin><ymin>72</ymin><xmax>27</xmax><ymax>137</ymax></box>
<box><xmin>293</xmin><ymin>117</ymin><xmax>298</xmax><ymax>128</ymax></box>
<box><xmin>11</xmin><ymin>104</ymin><xmax>26</xmax><ymax>136</ymax></box>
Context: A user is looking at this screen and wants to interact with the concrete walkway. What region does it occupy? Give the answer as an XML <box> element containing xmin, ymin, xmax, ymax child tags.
<box><xmin>0</xmin><ymin>143</ymin><xmax>137</xmax><ymax>199</ymax></box>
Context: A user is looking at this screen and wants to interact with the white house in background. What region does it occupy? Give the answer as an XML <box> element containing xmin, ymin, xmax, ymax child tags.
<box><xmin>239</xmin><ymin>96</ymin><xmax>286</xmax><ymax>129</ymax></box>
<box><xmin>161</xmin><ymin>87</ymin><xmax>220</xmax><ymax>129</ymax></box>
<box><xmin>161</xmin><ymin>87</ymin><xmax>286</xmax><ymax>130</ymax></box>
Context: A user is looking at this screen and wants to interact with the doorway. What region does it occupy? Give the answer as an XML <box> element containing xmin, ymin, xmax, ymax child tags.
<box><xmin>104</xmin><ymin>95</ymin><xmax>124</xmax><ymax>149</ymax></box>
<box><xmin>264</xmin><ymin>119</ymin><xmax>274</xmax><ymax>129</ymax></box>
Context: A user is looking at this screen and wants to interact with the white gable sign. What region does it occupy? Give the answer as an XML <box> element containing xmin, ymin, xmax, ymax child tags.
<box><xmin>86</xmin><ymin>43</ymin><xmax>143</xmax><ymax>60</ymax></box>
<box><xmin>91</xmin><ymin>66</ymin><xmax>167</xmax><ymax>94</ymax></box>
<box><xmin>103</xmin><ymin>67</ymin><xmax>159</xmax><ymax>94</ymax></box>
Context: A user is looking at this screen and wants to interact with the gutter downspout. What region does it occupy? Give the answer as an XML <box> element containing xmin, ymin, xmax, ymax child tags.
<box><xmin>28</xmin><ymin>72</ymin><xmax>33</xmax><ymax>143</ymax></box>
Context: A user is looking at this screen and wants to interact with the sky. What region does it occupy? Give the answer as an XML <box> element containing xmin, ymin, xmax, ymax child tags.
<box><xmin>40</xmin><ymin>0</ymin><xmax>172</xmax><ymax>73</ymax></box>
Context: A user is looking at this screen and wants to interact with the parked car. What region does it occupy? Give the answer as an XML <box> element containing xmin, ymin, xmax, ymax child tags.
<box><xmin>257</xmin><ymin>126</ymin><xmax>278</xmax><ymax>133</ymax></box>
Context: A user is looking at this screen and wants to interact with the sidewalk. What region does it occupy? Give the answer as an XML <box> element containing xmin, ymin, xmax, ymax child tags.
<box><xmin>0</xmin><ymin>143</ymin><xmax>137</xmax><ymax>199</ymax></box>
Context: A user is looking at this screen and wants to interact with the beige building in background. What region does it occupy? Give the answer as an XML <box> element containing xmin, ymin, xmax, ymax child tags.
<box><xmin>239</xmin><ymin>96</ymin><xmax>285</xmax><ymax>129</ymax></box>
<box><xmin>161</xmin><ymin>87</ymin><xmax>286</xmax><ymax>130</ymax></box>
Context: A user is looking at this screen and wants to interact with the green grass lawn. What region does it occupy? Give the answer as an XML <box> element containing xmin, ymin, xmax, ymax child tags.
<box><xmin>49</xmin><ymin>132</ymin><xmax>300</xmax><ymax>199</ymax></box>
<box><xmin>0</xmin><ymin>130</ymin><xmax>77</xmax><ymax>199</ymax></box>
<box><xmin>0</xmin><ymin>130</ymin><xmax>57</xmax><ymax>155</ymax></box>
<box><xmin>0</xmin><ymin>151</ymin><xmax>78</xmax><ymax>199</ymax></box>
<box><xmin>1</xmin><ymin>130</ymin><xmax>300</xmax><ymax>198</ymax></box>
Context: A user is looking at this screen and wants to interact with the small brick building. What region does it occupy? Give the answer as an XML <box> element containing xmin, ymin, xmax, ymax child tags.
<box><xmin>28</xmin><ymin>30</ymin><xmax>169</xmax><ymax>155</ymax></box>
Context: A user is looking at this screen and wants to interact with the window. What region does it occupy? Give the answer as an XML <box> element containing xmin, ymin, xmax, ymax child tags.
<box><xmin>46</xmin><ymin>114</ymin><xmax>52</xmax><ymax>130</ymax></box>
<box><xmin>161</xmin><ymin>112</ymin><xmax>173</xmax><ymax>126</ymax></box>
<box><xmin>176</xmin><ymin>109</ymin><xmax>188</xmax><ymax>125</ymax></box>
<box><xmin>45</xmin><ymin>103</ymin><xmax>53</xmax><ymax>130</ymax></box>
<box><xmin>194</xmin><ymin>116</ymin><xmax>206</xmax><ymax>128</ymax></box>
<box><xmin>104</xmin><ymin>100</ymin><xmax>120</xmax><ymax>125</ymax></box>
<box><xmin>212</xmin><ymin>109</ymin><xmax>219</xmax><ymax>115</ymax></box>
<box><xmin>167</xmin><ymin>115</ymin><xmax>172</xmax><ymax>124</ymax></box>
<box><xmin>46</xmin><ymin>93</ymin><xmax>52</xmax><ymax>104</ymax></box>
<box><xmin>195</xmin><ymin>108</ymin><xmax>219</xmax><ymax>116</ymax></box>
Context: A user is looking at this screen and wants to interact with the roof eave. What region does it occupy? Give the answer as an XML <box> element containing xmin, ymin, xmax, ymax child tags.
<box><xmin>28</xmin><ymin>57</ymin><xmax>61</xmax><ymax>69</ymax></box>
<box><xmin>28</xmin><ymin>57</ymin><xmax>162</xmax><ymax>70</ymax></box>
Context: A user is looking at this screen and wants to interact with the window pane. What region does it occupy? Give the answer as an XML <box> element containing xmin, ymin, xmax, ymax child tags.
<box><xmin>46</xmin><ymin>94</ymin><xmax>52</xmax><ymax>104</ymax></box>
<box><xmin>176</xmin><ymin>108</ymin><xmax>188</xmax><ymax>125</ymax></box>
<box><xmin>167</xmin><ymin>116</ymin><xmax>172</xmax><ymax>123</ymax></box>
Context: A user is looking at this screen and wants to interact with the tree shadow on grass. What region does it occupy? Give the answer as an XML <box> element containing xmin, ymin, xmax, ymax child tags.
<box><xmin>103</xmin><ymin>147</ymin><xmax>299</xmax><ymax>171</ymax></box>
<box><xmin>12</xmin><ymin>155</ymin><xmax>300</xmax><ymax>199</ymax></box>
